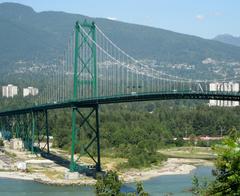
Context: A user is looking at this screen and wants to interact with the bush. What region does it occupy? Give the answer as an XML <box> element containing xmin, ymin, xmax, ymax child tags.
<box><xmin>0</xmin><ymin>139</ymin><xmax>4</xmax><ymax>147</ymax></box>
<box><xmin>95</xmin><ymin>170</ymin><xmax>123</xmax><ymax>195</ymax></box>
<box><xmin>205</xmin><ymin>137</ymin><xmax>240</xmax><ymax>195</ymax></box>
<box><xmin>95</xmin><ymin>171</ymin><xmax>149</xmax><ymax>196</ymax></box>
<box><xmin>127</xmin><ymin>140</ymin><xmax>167</xmax><ymax>168</ymax></box>
<box><xmin>193</xmin><ymin>136</ymin><xmax>240</xmax><ymax>195</ymax></box>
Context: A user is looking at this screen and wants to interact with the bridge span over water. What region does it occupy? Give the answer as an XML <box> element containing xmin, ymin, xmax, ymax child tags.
<box><xmin>0</xmin><ymin>20</ymin><xmax>239</xmax><ymax>172</ymax></box>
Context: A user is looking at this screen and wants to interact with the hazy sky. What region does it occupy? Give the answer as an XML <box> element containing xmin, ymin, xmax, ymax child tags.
<box><xmin>0</xmin><ymin>0</ymin><xmax>239</xmax><ymax>38</ymax></box>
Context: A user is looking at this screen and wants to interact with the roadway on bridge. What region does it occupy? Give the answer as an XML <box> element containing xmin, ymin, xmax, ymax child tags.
<box><xmin>0</xmin><ymin>91</ymin><xmax>240</xmax><ymax>116</ymax></box>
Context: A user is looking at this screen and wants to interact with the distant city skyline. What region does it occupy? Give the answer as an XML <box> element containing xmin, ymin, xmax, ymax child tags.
<box><xmin>0</xmin><ymin>0</ymin><xmax>239</xmax><ymax>39</ymax></box>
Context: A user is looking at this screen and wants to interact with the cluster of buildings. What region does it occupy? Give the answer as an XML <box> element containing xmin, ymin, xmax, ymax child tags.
<box><xmin>2</xmin><ymin>84</ymin><xmax>18</xmax><ymax>98</ymax></box>
<box><xmin>23</xmin><ymin>86</ymin><xmax>39</xmax><ymax>97</ymax></box>
<box><xmin>2</xmin><ymin>84</ymin><xmax>39</xmax><ymax>98</ymax></box>
<box><xmin>209</xmin><ymin>82</ymin><xmax>239</xmax><ymax>107</ymax></box>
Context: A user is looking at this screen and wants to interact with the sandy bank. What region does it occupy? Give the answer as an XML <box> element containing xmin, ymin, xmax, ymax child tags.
<box><xmin>0</xmin><ymin>171</ymin><xmax>96</xmax><ymax>185</ymax></box>
<box><xmin>120</xmin><ymin>158</ymin><xmax>213</xmax><ymax>183</ymax></box>
<box><xmin>0</xmin><ymin>171</ymin><xmax>37</xmax><ymax>181</ymax></box>
<box><xmin>0</xmin><ymin>158</ymin><xmax>213</xmax><ymax>185</ymax></box>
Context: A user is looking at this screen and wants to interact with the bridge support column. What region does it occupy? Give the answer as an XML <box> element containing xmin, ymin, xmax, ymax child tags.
<box><xmin>34</xmin><ymin>110</ymin><xmax>51</xmax><ymax>154</ymax></box>
<box><xmin>9</xmin><ymin>111</ymin><xmax>51</xmax><ymax>154</ymax></box>
<box><xmin>70</xmin><ymin>21</ymin><xmax>100</xmax><ymax>173</ymax></box>
<box><xmin>15</xmin><ymin>116</ymin><xmax>20</xmax><ymax>138</ymax></box>
<box><xmin>45</xmin><ymin>110</ymin><xmax>50</xmax><ymax>154</ymax></box>
<box><xmin>31</xmin><ymin>112</ymin><xmax>35</xmax><ymax>154</ymax></box>
<box><xmin>24</xmin><ymin>113</ymin><xmax>32</xmax><ymax>151</ymax></box>
<box><xmin>8</xmin><ymin>116</ymin><xmax>14</xmax><ymax>139</ymax></box>
<box><xmin>70</xmin><ymin>106</ymin><xmax>77</xmax><ymax>172</ymax></box>
<box><xmin>95</xmin><ymin>104</ymin><xmax>101</xmax><ymax>172</ymax></box>
<box><xmin>70</xmin><ymin>104</ymin><xmax>101</xmax><ymax>173</ymax></box>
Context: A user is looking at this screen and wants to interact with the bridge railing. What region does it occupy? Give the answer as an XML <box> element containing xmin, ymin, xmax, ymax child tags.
<box><xmin>2</xmin><ymin>20</ymin><xmax>240</xmax><ymax>111</ymax></box>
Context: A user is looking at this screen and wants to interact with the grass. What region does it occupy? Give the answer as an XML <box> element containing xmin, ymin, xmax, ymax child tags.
<box><xmin>26</xmin><ymin>166</ymin><xmax>35</xmax><ymax>173</ymax></box>
<box><xmin>0</xmin><ymin>169</ymin><xmax>14</xmax><ymax>172</ymax></box>
<box><xmin>51</xmin><ymin>147</ymin><xmax>128</xmax><ymax>171</ymax></box>
<box><xmin>159</xmin><ymin>146</ymin><xmax>216</xmax><ymax>160</ymax></box>
<box><xmin>5</xmin><ymin>151</ymin><xmax>17</xmax><ymax>158</ymax></box>
<box><xmin>41</xmin><ymin>169</ymin><xmax>64</xmax><ymax>180</ymax></box>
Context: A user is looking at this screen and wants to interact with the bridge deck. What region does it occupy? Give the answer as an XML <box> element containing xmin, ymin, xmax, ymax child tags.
<box><xmin>0</xmin><ymin>91</ymin><xmax>240</xmax><ymax>116</ymax></box>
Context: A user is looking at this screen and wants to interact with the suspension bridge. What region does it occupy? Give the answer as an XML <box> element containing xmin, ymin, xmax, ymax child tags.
<box><xmin>0</xmin><ymin>20</ymin><xmax>240</xmax><ymax>173</ymax></box>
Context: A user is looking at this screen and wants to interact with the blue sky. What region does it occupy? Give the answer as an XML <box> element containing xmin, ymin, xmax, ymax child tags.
<box><xmin>0</xmin><ymin>0</ymin><xmax>239</xmax><ymax>38</ymax></box>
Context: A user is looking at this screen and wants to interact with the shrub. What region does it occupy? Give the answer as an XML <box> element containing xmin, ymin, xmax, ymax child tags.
<box><xmin>0</xmin><ymin>139</ymin><xmax>4</xmax><ymax>147</ymax></box>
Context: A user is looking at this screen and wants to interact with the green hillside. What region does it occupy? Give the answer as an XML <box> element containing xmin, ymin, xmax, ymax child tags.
<box><xmin>1</xmin><ymin>2</ymin><xmax>240</xmax><ymax>73</ymax></box>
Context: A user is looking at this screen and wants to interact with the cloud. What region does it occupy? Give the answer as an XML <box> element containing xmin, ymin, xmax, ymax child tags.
<box><xmin>195</xmin><ymin>14</ymin><xmax>205</xmax><ymax>21</ymax></box>
<box><xmin>107</xmin><ymin>17</ymin><xmax>117</xmax><ymax>21</ymax></box>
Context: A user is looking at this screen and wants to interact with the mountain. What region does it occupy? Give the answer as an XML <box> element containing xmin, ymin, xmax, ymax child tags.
<box><xmin>1</xmin><ymin>2</ymin><xmax>240</xmax><ymax>75</ymax></box>
<box><xmin>214</xmin><ymin>34</ymin><xmax>240</xmax><ymax>47</ymax></box>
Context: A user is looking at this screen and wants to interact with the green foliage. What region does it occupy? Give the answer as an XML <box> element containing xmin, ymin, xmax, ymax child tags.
<box><xmin>96</xmin><ymin>171</ymin><xmax>122</xmax><ymax>196</ymax></box>
<box><xmin>205</xmin><ymin>137</ymin><xmax>240</xmax><ymax>195</ymax></box>
<box><xmin>136</xmin><ymin>182</ymin><xmax>149</xmax><ymax>196</ymax></box>
<box><xmin>3</xmin><ymin>99</ymin><xmax>240</xmax><ymax>169</ymax></box>
<box><xmin>95</xmin><ymin>171</ymin><xmax>149</xmax><ymax>196</ymax></box>
<box><xmin>127</xmin><ymin>141</ymin><xmax>167</xmax><ymax>168</ymax></box>
<box><xmin>193</xmin><ymin>135</ymin><xmax>240</xmax><ymax>195</ymax></box>
<box><xmin>192</xmin><ymin>175</ymin><xmax>208</xmax><ymax>195</ymax></box>
<box><xmin>0</xmin><ymin>139</ymin><xmax>4</xmax><ymax>147</ymax></box>
<box><xmin>1</xmin><ymin>2</ymin><xmax>240</xmax><ymax>75</ymax></box>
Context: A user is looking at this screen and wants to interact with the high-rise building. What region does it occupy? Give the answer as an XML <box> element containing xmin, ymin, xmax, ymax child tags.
<box><xmin>2</xmin><ymin>84</ymin><xmax>18</xmax><ymax>98</ymax></box>
<box><xmin>209</xmin><ymin>82</ymin><xmax>239</xmax><ymax>107</ymax></box>
<box><xmin>23</xmin><ymin>87</ymin><xmax>39</xmax><ymax>97</ymax></box>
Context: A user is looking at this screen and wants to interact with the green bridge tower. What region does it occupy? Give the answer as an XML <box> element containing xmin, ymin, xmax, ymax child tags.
<box><xmin>70</xmin><ymin>20</ymin><xmax>101</xmax><ymax>172</ymax></box>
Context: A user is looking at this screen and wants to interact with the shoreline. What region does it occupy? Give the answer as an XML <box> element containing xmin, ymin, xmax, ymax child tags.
<box><xmin>0</xmin><ymin>171</ymin><xmax>96</xmax><ymax>185</ymax></box>
<box><xmin>0</xmin><ymin>158</ymin><xmax>214</xmax><ymax>185</ymax></box>
<box><xmin>121</xmin><ymin>158</ymin><xmax>213</xmax><ymax>183</ymax></box>
<box><xmin>0</xmin><ymin>171</ymin><xmax>34</xmax><ymax>181</ymax></box>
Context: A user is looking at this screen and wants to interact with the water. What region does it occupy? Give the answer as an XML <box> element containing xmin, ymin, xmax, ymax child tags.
<box><xmin>0</xmin><ymin>179</ymin><xmax>95</xmax><ymax>196</ymax></box>
<box><xmin>131</xmin><ymin>166</ymin><xmax>214</xmax><ymax>195</ymax></box>
<box><xmin>0</xmin><ymin>166</ymin><xmax>213</xmax><ymax>196</ymax></box>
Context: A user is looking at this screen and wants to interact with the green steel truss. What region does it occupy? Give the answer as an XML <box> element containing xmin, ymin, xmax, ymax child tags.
<box><xmin>0</xmin><ymin>110</ymin><xmax>50</xmax><ymax>154</ymax></box>
<box><xmin>70</xmin><ymin>21</ymin><xmax>101</xmax><ymax>172</ymax></box>
<box><xmin>4</xmin><ymin>20</ymin><xmax>240</xmax><ymax>174</ymax></box>
<box><xmin>0</xmin><ymin>20</ymin><xmax>101</xmax><ymax>173</ymax></box>
<box><xmin>70</xmin><ymin>105</ymin><xmax>101</xmax><ymax>172</ymax></box>
<box><xmin>73</xmin><ymin>20</ymin><xmax>97</xmax><ymax>100</ymax></box>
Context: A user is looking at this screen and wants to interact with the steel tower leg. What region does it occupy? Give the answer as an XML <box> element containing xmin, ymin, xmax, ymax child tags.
<box><xmin>31</xmin><ymin>112</ymin><xmax>35</xmax><ymax>154</ymax></box>
<box><xmin>15</xmin><ymin>116</ymin><xmax>20</xmax><ymax>138</ymax></box>
<box><xmin>70</xmin><ymin>105</ymin><xmax>102</xmax><ymax>172</ymax></box>
<box><xmin>70</xmin><ymin>107</ymin><xmax>77</xmax><ymax>172</ymax></box>
<box><xmin>45</xmin><ymin>110</ymin><xmax>50</xmax><ymax>154</ymax></box>
<box><xmin>95</xmin><ymin>104</ymin><xmax>101</xmax><ymax>172</ymax></box>
<box><xmin>70</xmin><ymin>20</ymin><xmax>100</xmax><ymax>172</ymax></box>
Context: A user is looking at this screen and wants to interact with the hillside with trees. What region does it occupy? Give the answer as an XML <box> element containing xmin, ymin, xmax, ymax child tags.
<box><xmin>2</xmin><ymin>97</ymin><xmax>240</xmax><ymax>168</ymax></box>
<box><xmin>1</xmin><ymin>2</ymin><xmax>240</xmax><ymax>74</ymax></box>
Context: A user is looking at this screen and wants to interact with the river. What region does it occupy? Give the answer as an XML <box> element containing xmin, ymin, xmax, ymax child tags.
<box><xmin>0</xmin><ymin>166</ymin><xmax>213</xmax><ymax>196</ymax></box>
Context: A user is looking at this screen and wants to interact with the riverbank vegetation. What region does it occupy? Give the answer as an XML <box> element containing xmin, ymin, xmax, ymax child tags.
<box><xmin>50</xmin><ymin>101</ymin><xmax>240</xmax><ymax>168</ymax></box>
<box><xmin>2</xmin><ymin>100</ymin><xmax>240</xmax><ymax>169</ymax></box>
<box><xmin>159</xmin><ymin>147</ymin><xmax>215</xmax><ymax>160</ymax></box>
<box><xmin>192</xmin><ymin>132</ymin><xmax>240</xmax><ymax>195</ymax></box>
<box><xmin>96</xmin><ymin>170</ymin><xmax>149</xmax><ymax>196</ymax></box>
